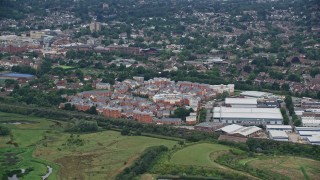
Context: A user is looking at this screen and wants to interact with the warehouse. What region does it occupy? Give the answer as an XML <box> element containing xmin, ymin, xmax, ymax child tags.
<box><xmin>268</xmin><ymin>130</ymin><xmax>289</xmax><ymax>141</ymax></box>
<box><xmin>298</xmin><ymin>131</ymin><xmax>320</xmax><ymax>140</ymax></box>
<box><xmin>301</xmin><ymin>117</ymin><xmax>320</xmax><ymax>127</ymax></box>
<box><xmin>307</xmin><ymin>136</ymin><xmax>320</xmax><ymax>145</ymax></box>
<box><xmin>225</xmin><ymin>98</ymin><xmax>257</xmax><ymax>108</ymax></box>
<box><xmin>295</xmin><ymin>127</ymin><xmax>320</xmax><ymax>133</ymax></box>
<box><xmin>213</xmin><ymin>107</ymin><xmax>283</xmax><ymax>125</ymax></box>
<box><xmin>266</xmin><ymin>125</ymin><xmax>293</xmax><ymax>133</ymax></box>
<box><xmin>240</xmin><ymin>91</ymin><xmax>272</xmax><ymax>98</ymax></box>
<box><xmin>216</xmin><ymin>124</ymin><xmax>262</xmax><ymax>137</ymax></box>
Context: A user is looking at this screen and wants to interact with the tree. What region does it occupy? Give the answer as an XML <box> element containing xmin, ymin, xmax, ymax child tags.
<box><xmin>5</xmin><ymin>79</ymin><xmax>15</xmax><ymax>88</ymax></box>
<box><xmin>291</xmin><ymin>57</ymin><xmax>300</xmax><ymax>63</ymax></box>
<box><xmin>0</xmin><ymin>125</ymin><xmax>11</xmax><ymax>136</ymax></box>
<box><xmin>287</xmin><ymin>74</ymin><xmax>301</xmax><ymax>82</ymax></box>
<box><xmin>243</xmin><ymin>65</ymin><xmax>252</xmax><ymax>73</ymax></box>
<box><xmin>86</xmin><ymin>106</ymin><xmax>97</xmax><ymax>115</ymax></box>
<box><xmin>121</xmin><ymin>127</ymin><xmax>130</xmax><ymax>136</ymax></box>
<box><xmin>170</xmin><ymin>107</ymin><xmax>192</xmax><ymax>120</ymax></box>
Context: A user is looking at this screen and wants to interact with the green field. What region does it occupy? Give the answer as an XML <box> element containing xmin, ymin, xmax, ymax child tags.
<box><xmin>170</xmin><ymin>143</ymin><xmax>231</xmax><ymax>166</ymax></box>
<box><xmin>0</xmin><ymin>112</ymin><xmax>177</xmax><ymax>179</ymax></box>
<box><xmin>2</xmin><ymin>111</ymin><xmax>320</xmax><ymax>179</ymax></box>
<box><xmin>53</xmin><ymin>65</ymin><xmax>76</xmax><ymax>69</ymax></box>
<box><xmin>247</xmin><ymin>156</ymin><xmax>320</xmax><ymax>180</ymax></box>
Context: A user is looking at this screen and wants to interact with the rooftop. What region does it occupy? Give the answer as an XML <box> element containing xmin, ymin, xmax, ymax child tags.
<box><xmin>213</xmin><ymin>107</ymin><xmax>283</xmax><ymax>120</ymax></box>
<box><xmin>217</xmin><ymin>124</ymin><xmax>243</xmax><ymax>133</ymax></box>
<box><xmin>217</xmin><ymin>124</ymin><xmax>261</xmax><ymax>136</ymax></box>
<box><xmin>225</xmin><ymin>98</ymin><xmax>257</xmax><ymax>105</ymax></box>
<box><xmin>240</xmin><ymin>91</ymin><xmax>272</xmax><ymax>98</ymax></box>
<box><xmin>266</xmin><ymin>125</ymin><xmax>293</xmax><ymax>129</ymax></box>
<box><xmin>269</xmin><ymin>130</ymin><xmax>288</xmax><ymax>138</ymax></box>
<box><xmin>307</xmin><ymin>136</ymin><xmax>320</xmax><ymax>143</ymax></box>
<box><xmin>298</xmin><ymin>131</ymin><xmax>320</xmax><ymax>136</ymax></box>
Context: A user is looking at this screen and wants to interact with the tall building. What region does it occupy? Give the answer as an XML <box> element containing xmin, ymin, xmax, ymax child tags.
<box><xmin>89</xmin><ymin>22</ymin><xmax>101</xmax><ymax>32</ymax></box>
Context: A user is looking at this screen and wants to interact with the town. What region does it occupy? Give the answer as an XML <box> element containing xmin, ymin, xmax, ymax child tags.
<box><xmin>0</xmin><ymin>0</ymin><xmax>320</xmax><ymax>179</ymax></box>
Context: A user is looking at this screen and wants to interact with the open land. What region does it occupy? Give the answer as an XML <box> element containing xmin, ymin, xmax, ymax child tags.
<box><xmin>0</xmin><ymin>112</ymin><xmax>177</xmax><ymax>180</ymax></box>
<box><xmin>247</xmin><ymin>156</ymin><xmax>320</xmax><ymax>180</ymax></box>
<box><xmin>1</xmin><ymin>111</ymin><xmax>320</xmax><ymax>179</ymax></box>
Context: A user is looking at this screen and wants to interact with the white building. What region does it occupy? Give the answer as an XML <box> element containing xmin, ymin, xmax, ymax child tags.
<box><xmin>295</xmin><ymin>127</ymin><xmax>320</xmax><ymax>133</ymax></box>
<box><xmin>307</xmin><ymin>136</ymin><xmax>320</xmax><ymax>145</ymax></box>
<box><xmin>186</xmin><ymin>114</ymin><xmax>197</xmax><ymax>124</ymax></box>
<box><xmin>266</xmin><ymin>125</ymin><xmax>293</xmax><ymax>133</ymax></box>
<box><xmin>213</xmin><ymin>107</ymin><xmax>283</xmax><ymax>125</ymax></box>
<box><xmin>302</xmin><ymin>117</ymin><xmax>320</xmax><ymax>127</ymax></box>
<box><xmin>216</xmin><ymin>124</ymin><xmax>262</xmax><ymax>137</ymax></box>
<box><xmin>240</xmin><ymin>91</ymin><xmax>273</xmax><ymax>98</ymax></box>
<box><xmin>225</xmin><ymin>98</ymin><xmax>257</xmax><ymax>108</ymax></box>
<box><xmin>298</xmin><ymin>131</ymin><xmax>320</xmax><ymax>140</ymax></box>
<box><xmin>269</xmin><ymin>130</ymin><xmax>289</xmax><ymax>141</ymax></box>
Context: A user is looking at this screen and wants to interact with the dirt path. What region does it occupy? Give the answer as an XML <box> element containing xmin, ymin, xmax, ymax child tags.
<box><xmin>109</xmin><ymin>154</ymin><xmax>140</xmax><ymax>179</ymax></box>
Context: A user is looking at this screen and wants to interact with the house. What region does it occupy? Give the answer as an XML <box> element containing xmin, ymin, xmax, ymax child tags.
<box><xmin>133</xmin><ymin>110</ymin><xmax>153</xmax><ymax>123</ymax></box>
<box><xmin>95</xmin><ymin>82</ymin><xmax>111</xmax><ymax>90</ymax></box>
<box><xmin>186</xmin><ymin>114</ymin><xmax>197</xmax><ymax>125</ymax></box>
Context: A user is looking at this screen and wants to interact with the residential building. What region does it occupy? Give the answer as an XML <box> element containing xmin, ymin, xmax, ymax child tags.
<box><xmin>89</xmin><ymin>22</ymin><xmax>101</xmax><ymax>32</ymax></box>
<box><xmin>95</xmin><ymin>82</ymin><xmax>111</xmax><ymax>90</ymax></box>
<box><xmin>186</xmin><ymin>114</ymin><xmax>197</xmax><ymax>125</ymax></box>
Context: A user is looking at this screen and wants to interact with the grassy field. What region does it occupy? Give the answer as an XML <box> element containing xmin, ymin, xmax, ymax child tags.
<box><xmin>0</xmin><ymin>112</ymin><xmax>64</xmax><ymax>180</ymax></box>
<box><xmin>53</xmin><ymin>65</ymin><xmax>76</xmax><ymax>70</ymax></box>
<box><xmin>34</xmin><ymin>131</ymin><xmax>177</xmax><ymax>179</ymax></box>
<box><xmin>0</xmin><ymin>112</ymin><xmax>177</xmax><ymax>180</ymax></box>
<box><xmin>247</xmin><ymin>156</ymin><xmax>320</xmax><ymax>180</ymax></box>
<box><xmin>170</xmin><ymin>143</ymin><xmax>231</xmax><ymax>167</ymax></box>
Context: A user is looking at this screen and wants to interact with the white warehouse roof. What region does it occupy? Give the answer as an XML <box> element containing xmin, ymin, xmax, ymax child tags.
<box><xmin>269</xmin><ymin>130</ymin><xmax>288</xmax><ymax>138</ymax></box>
<box><xmin>240</xmin><ymin>91</ymin><xmax>272</xmax><ymax>98</ymax></box>
<box><xmin>266</xmin><ymin>125</ymin><xmax>292</xmax><ymax>130</ymax></box>
<box><xmin>298</xmin><ymin>131</ymin><xmax>320</xmax><ymax>136</ymax></box>
<box><xmin>295</xmin><ymin>127</ymin><xmax>320</xmax><ymax>131</ymax></box>
<box><xmin>213</xmin><ymin>107</ymin><xmax>283</xmax><ymax>120</ymax></box>
<box><xmin>225</xmin><ymin>98</ymin><xmax>257</xmax><ymax>105</ymax></box>
<box><xmin>232</xmin><ymin>126</ymin><xmax>262</xmax><ymax>136</ymax></box>
<box><xmin>307</xmin><ymin>136</ymin><xmax>320</xmax><ymax>143</ymax></box>
<box><xmin>217</xmin><ymin>124</ymin><xmax>261</xmax><ymax>137</ymax></box>
<box><xmin>217</xmin><ymin>124</ymin><xmax>243</xmax><ymax>133</ymax></box>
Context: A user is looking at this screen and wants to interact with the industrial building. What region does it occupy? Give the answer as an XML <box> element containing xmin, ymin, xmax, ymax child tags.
<box><xmin>298</xmin><ymin>131</ymin><xmax>320</xmax><ymax>140</ymax></box>
<box><xmin>216</xmin><ymin>124</ymin><xmax>262</xmax><ymax>137</ymax></box>
<box><xmin>295</xmin><ymin>127</ymin><xmax>320</xmax><ymax>132</ymax></box>
<box><xmin>301</xmin><ymin>117</ymin><xmax>320</xmax><ymax>127</ymax></box>
<box><xmin>268</xmin><ymin>130</ymin><xmax>289</xmax><ymax>141</ymax></box>
<box><xmin>225</xmin><ymin>98</ymin><xmax>257</xmax><ymax>108</ymax></box>
<box><xmin>213</xmin><ymin>107</ymin><xmax>283</xmax><ymax>125</ymax></box>
<box><xmin>307</xmin><ymin>136</ymin><xmax>320</xmax><ymax>145</ymax></box>
<box><xmin>266</xmin><ymin>125</ymin><xmax>293</xmax><ymax>132</ymax></box>
<box><xmin>240</xmin><ymin>91</ymin><xmax>273</xmax><ymax>98</ymax></box>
